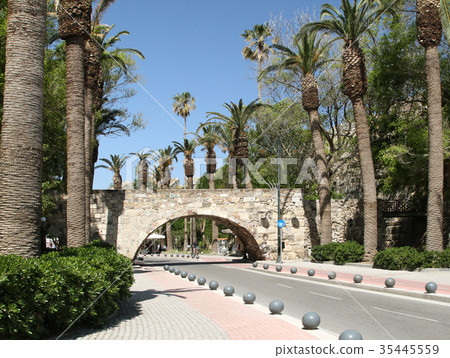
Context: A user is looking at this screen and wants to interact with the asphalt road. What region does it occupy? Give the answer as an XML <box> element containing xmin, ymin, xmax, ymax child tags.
<box><xmin>142</xmin><ymin>257</ymin><xmax>450</xmax><ymax>340</ymax></box>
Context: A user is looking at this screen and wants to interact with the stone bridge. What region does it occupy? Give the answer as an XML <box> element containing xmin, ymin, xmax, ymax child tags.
<box><xmin>47</xmin><ymin>189</ymin><xmax>365</xmax><ymax>261</ymax></box>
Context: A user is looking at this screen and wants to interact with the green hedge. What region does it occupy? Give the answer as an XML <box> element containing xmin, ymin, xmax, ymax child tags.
<box><xmin>0</xmin><ymin>240</ymin><xmax>134</xmax><ymax>339</ymax></box>
<box><xmin>373</xmin><ymin>247</ymin><xmax>450</xmax><ymax>271</ymax></box>
<box><xmin>311</xmin><ymin>241</ymin><xmax>364</xmax><ymax>264</ymax></box>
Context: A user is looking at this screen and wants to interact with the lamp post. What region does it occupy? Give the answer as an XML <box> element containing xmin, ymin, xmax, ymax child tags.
<box><xmin>276</xmin><ymin>137</ymin><xmax>282</xmax><ymax>263</ymax></box>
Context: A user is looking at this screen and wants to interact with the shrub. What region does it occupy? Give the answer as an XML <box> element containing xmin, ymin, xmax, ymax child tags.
<box><xmin>332</xmin><ymin>241</ymin><xmax>364</xmax><ymax>265</ymax></box>
<box><xmin>0</xmin><ymin>243</ymin><xmax>134</xmax><ymax>339</ymax></box>
<box><xmin>311</xmin><ymin>242</ymin><xmax>340</xmax><ymax>262</ymax></box>
<box><xmin>437</xmin><ymin>248</ymin><xmax>450</xmax><ymax>268</ymax></box>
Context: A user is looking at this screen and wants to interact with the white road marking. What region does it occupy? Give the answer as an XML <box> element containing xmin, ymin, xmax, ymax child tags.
<box><xmin>277</xmin><ymin>283</ymin><xmax>293</xmax><ymax>289</ymax></box>
<box><xmin>372</xmin><ymin>306</ymin><xmax>439</xmax><ymax>323</ymax></box>
<box><xmin>309</xmin><ymin>292</ymin><xmax>342</xmax><ymax>300</ymax></box>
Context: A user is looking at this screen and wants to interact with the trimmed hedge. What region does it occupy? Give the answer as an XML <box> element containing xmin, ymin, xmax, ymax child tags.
<box><xmin>0</xmin><ymin>240</ymin><xmax>134</xmax><ymax>339</ymax></box>
<box><xmin>373</xmin><ymin>247</ymin><xmax>450</xmax><ymax>271</ymax></box>
<box><xmin>311</xmin><ymin>241</ymin><xmax>364</xmax><ymax>264</ymax></box>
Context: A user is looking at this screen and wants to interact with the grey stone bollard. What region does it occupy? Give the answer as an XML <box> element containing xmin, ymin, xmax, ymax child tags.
<box><xmin>150</xmin><ymin>254</ymin><xmax>153</xmax><ymax>256</ymax></box>
<box><xmin>223</xmin><ymin>285</ymin><xmax>235</xmax><ymax>296</ymax></box>
<box><xmin>164</xmin><ymin>265</ymin><xmax>169</xmax><ymax>271</ymax></box>
<box><xmin>328</xmin><ymin>271</ymin><xmax>336</xmax><ymax>279</ymax></box>
<box><xmin>425</xmin><ymin>281</ymin><xmax>437</xmax><ymax>293</ymax></box>
<box><xmin>191</xmin><ymin>255</ymin><xmax>195</xmax><ymax>259</ymax></box>
<box><xmin>197</xmin><ymin>277</ymin><xmax>206</xmax><ymax>285</ymax></box>
<box><xmin>269</xmin><ymin>299</ymin><xmax>284</xmax><ymax>314</ymax></box>
<box><xmin>176</xmin><ymin>254</ymin><xmax>179</xmax><ymax>257</ymax></box>
<box><xmin>181</xmin><ymin>254</ymin><xmax>185</xmax><ymax>258</ymax></box>
<box><xmin>263</xmin><ymin>263</ymin><xmax>269</xmax><ymax>270</ymax></box>
<box><xmin>385</xmin><ymin>278</ymin><xmax>396</xmax><ymax>288</ymax></box>
<box><xmin>353</xmin><ymin>274</ymin><xmax>363</xmax><ymax>283</ymax></box>
<box><xmin>252</xmin><ymin>262</ymin><xmax>258</xmax><ymax>268</ymax></box>
<box><xmin>169</xmin><ymin>267</ymin><xmax>174</xmax><ymax>273</ymax></box>
<box><xmin>196</xmin><ymin>255</ymin><xmax>199</xmax><ymax>259</ymax></box>
<box><xmin>157</xmin><ymin>254</ymin><xmax>160</xmax><ymax>257</ymax></box>
<box><xmin>339</xmin><ymin>329</ymin><xmax>363</xmax><ymax>340</ymax></box>
<box><xmin>307</xmin><ymin>269</ymin><xmax>315</xmax><ymax>276</ymax></box>
<box><xmin>164</xmin><ymin>254</ymin><xmax>167</xmax><ymax>257</ymax></box>
<box><xmin>188</xmin><ymin>273</ymin><xmax>196</xmax><ymax>281</ymax></box>
<box><xmin>276</xmin><ymin>265</ymin><xmax>282</xmax><ymax>272</ymax></box>
<box><xmin>302</xmin><ymin>312</ymin><xmax>321</xmax><ymax>330</ymax></box>
<box><xmin>180</xmin><ymin>271</ymin><xmax>188</xmax><ymax>278</ymax></box>
<box><xmin>170</xmin><ymin>254</ymin><xmax>174</xmax><ymax>257</ymax></box>
<box><xmin>243</xmin><ymin>292</ymin><xmax>256</xmax><ymax>304</ymax></box>
<box><xmin>209</xmin><ymin>280</ymin><xmax>219</xmax><ymax>290</ymax></box>
<box><xmin>174</xmin><ymin>268</ymin><xmax>181</xmax><ymax>275</ymax></box>
<box><xmin>290</xmin><ymin>267</ymin><xmax>297</xmax><ymax>274</ymax></box>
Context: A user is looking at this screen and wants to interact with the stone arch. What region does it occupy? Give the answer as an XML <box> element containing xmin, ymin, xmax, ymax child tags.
<box><xmin>131</xmin><ymin>212</ymin><xmax>263</xmax><ymax>261</ymax></box>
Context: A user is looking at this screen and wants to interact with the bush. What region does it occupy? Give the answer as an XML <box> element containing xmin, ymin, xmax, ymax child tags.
<box><xmin>332</xmin><ymin>241</ymin><xmax>365</xmax><ymax>265</ymax></box>
<box><xmin>0</xmin><ymin>243</ymin><xmax>134</xmax><ymax>339</ymax></box>
<box><xmin>311</xmin><ymin>242</ymin><xmax>340</xmax><ymax>261</ymax></box>
<box><xmin>373</xmin><ymin>247</ymin><xmax>450</xmax><ymax>271</ymax></box>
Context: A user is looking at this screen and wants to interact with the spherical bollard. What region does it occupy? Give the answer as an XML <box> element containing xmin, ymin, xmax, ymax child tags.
<box><xmin>269</xmin><ymin>299</ymin><xmax>284</xmax><ymax>314</ymax></box>
<box><xmin>157</xmin><ymin>254</ymin><xmax>160</xmax><ymax>257</ymax></box>
<box><xmin>168</xmin><ymin>267</ymin><xmax>174</xmax><ymax>273</ymax></box>
<box><xmin>263</xmin><ymin>263</ymin><xmax>269</xmax><ymax>270</ymax></box>
<box><xmin>164</xmin><ymin>254</ymin><xmax>167</xmax><ymax>257</ymax></box>
<box><xmin>196</xmin><ymin>255</ymin><xmax>199</xmax><ymax>259</ymax></box>
<box><xmin>180</xmin><ymin>271</ymin><xmax>188</xmax><ymax>278</ymax></box>
<box><xmin>328</xmin><ymin>271</ymin><xmax>336</xmax><ymax>279</ymax></box>
<box><xmin>191</xmin><ymin>255</ymin><xmax>195</xmax><ymax>259</ymax></box>
<box><xmin>176</xmin><ymin>254</ymin><xmax>179</xmax><ymax>257</ymax></box>
<box><xmin>209</xmin><ymin>280</ymin><xmax>219</xmax><ymax>290</ymax></box>
<box><xmin>243</xmin><ymin>292</ymin><xmax>256</xmax><ymax>304</ymax></box>
<box><xmin>164</xmin><ymin>265</ymin><xmax>169</xmax><ymax>271</ymax></box>
<box><xmin>339</xmin><ymin>329</ymin><xmax>363</xmax><ymax>340</ymax></box>
<box><xmin>276</xmin><ymin>265</ymin><xmax>283</xmax><ymax>272</ymax></box>
<box><xmin>252</xmin><ymin>262</ymin><xmax>258</xmax><ymax>268</ymax></box>
<box><xmin>385</xmin><ymin>278</ymin><xmax>396</xmax><ymax>288</ymax></box>
<box><xmin>353</xmin><ymin>274</ymin><xmax>363</xmax><ymax>283</ymax></box>
<box><xmin>150</xmin><ymin>254</ymin><xmax>153</xmax><ymax>257</ymax></box>
<box><xmin>307</xmin><ymin>268</ymin><xmax>315</xmax><ymax>276</ymax></box>
<box><xmin>188</xmin><ymin>273</ymin><xmax>196</xmax><ymax>281</ymax></box>
<box><xmin>425</xmin><ymin>281</ymin><xmax>437</xmax><ymax>293</ymax></box>
<box><xmin>223</xmin><ymin>285</ymin><xmax>235</xmax><ymax>296</ymax></box>
<box><xmin>290</xmin><ymin>267</ymin><xmax>297</xmax><ymax>274</ymax></box>
<box><xmin>302</xmin><ymin>312</ymin><xmax>321</xmax><ymax>330</ymax></box>
<box><xmin>181</xmin><ymin>254</ymin><xmax>185</xmax><ymax>258</ymax></box>
<box><xmin>170</xmin><ymin>254</ymin><xmax>174</xmax><ymax>257</ymax></box>
<box><xmin>197</xmin><ymin>277</ymin><xmax>206</xmax><ymax>285</ymax></box>
<box><xmin>174</xmin><ymin>268</ymin><xmax>181</xmax><ymax>275</ymax></box>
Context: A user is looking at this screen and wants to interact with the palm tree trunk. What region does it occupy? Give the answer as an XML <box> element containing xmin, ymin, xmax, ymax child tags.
<box><xmin>166</xmin><ymin>221</ymin><xmax>173</xmax><ymax>251</ymax></box>
<box><xmin>309</xmin><ymin>110</ymin><xmax>332</xmax><ymax>245</ymax></box>
<box><xmin>184</xmin><ymin>218</ymin><xmax>188</xmax><ymax>250</ymax></box>
<box><xmin>0</xmin><ymin>0</ymin><xmax>46</xmax><ymax>257</ymax></box>
<box><xmin>424</xmin><ymin>44</ymin><xmax>444</xmax><ymax>251</ymax></box>
<box><xmin>65</xmin><ymin>36</ymin><xmax>87</xmax><ymax>247</ymax></box>
<box><xmin>84</xmin><ymin>86</ymin><xmax>93</xmax><ymax>242</ymax></box>
<box><xmin>244</xmin><ymin>164</ymin><xmax>253</xmax><ymax>189</ymax></box>
<box><xmin>212</xmin><ymin>220</ymin><xmax>219</xmax><ymax>253</ymax></box>
<box><xmin>209</xmin><ymin>174</ymin><xmax>215</xmax><ymax>189</ymax></box>
<box><xmin>352</xmin><ymin>98</ymin><xmax>378</xmax><ymax>260</ymax></box>
<box><xmin>187</xmin><ymin>176</ymin><xmax>194</xmax><ymax>189</ymax></box>
<box><xmin>113</xmin><ymin>173</ymin><xmax>122</xmax><ymax>190</ymax></box>
<box><xmin>229</xmin><ymin>157</ymin><xmax>238</xmax><ymax>189</ymax></box>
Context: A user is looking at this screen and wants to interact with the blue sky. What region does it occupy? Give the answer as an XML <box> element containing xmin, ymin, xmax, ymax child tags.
<box><xmin>94</xmin><ymin>0</ymin><xmax>339</xmax><ymax>189</ymax></box>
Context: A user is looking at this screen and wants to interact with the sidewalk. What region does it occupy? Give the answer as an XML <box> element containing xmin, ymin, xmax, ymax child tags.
<box><xmin>64</xmin><ymin>254</ymin><xmax>450</xmax><ymax>340</ymax></box>
<box><xmin>64</xmin><ymin>263</ymin><xmax>335</xmax><ymax>340</ymax></box>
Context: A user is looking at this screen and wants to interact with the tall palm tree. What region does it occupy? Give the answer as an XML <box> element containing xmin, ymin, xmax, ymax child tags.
<box><xmin>259</xmin><ymin>30</ymin><xmax>333</xmax><ymax>245</ymax></box>
<box><xmin>241</xmin><ymin>23</ymin><xmax>274</xmax><ymax>100</ymax></box>
<box><xmin>299</xmin><ymin>0</ymin><xmax>395</xmax><ymax>259</ymax></box>
<box><xmin>173</xmin><ymin>138</ymin><xmax>198</xmax><ymax>189</ymax></box>
<box><xmin>129</xmin><ymin>150</ymin><xmax>156</xmax><ymax>190</ymax></box>
<box><xmin>196</xmin><ymin>124</ymin><xmax>221</xmax><ymax>189</ymax></box>
<box><xmin>0</xmin><ymin>0</ymin><xmax>47</xmax><ymax>257</ymax></box>
<box><xmin>440</xmin><ymin>0</ymin><xmax>450</xmax><ymax>41</ymax></box>
<box><xmin>158</xmin><ymin>145</ymin><xmax>178</xmax><ymax>188</ymax></box>
<box><xmin>96</xmin><ymin>154</ymin><xmax>129</xmax><ymax>190</ymax></box>
<box><xmin>57</xmin><ymin>0</ymin><xmax>92</xmax><ymax>247</ymax></box>
<box><xmin>207</xmin><ymin>99</ymin><xmax>267</xmax><ymax>189</ymax></box>
<box><xmin>173</xmin><ymin>92</ymin><xmax>196</xmax><ymax>139</ymax></box>
<box><xmin>217</xmin><ymin>125</ymin><xmax>238</xmax><ymax>189</ymax></box>
<box><xmin>417</xmin><ymin>0</ymin><xmax>444</xmax><ymax>251</ymax></box>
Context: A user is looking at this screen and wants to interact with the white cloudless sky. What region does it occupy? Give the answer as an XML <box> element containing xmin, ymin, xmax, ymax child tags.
<box><xmin>93</xmin><ymin>0</ymin><xmax>340</xmax><ymax>189</ymax></box>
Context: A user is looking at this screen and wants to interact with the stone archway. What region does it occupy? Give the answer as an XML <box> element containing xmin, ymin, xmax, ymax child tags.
<box><xmin>131</xmin><ymin>214</ymin><xmax>263</xmax><ymax>261</ymax></box>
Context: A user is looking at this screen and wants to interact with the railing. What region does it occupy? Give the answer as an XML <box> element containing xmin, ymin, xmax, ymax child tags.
<box><xmin>382</xmin><ymin>200</ymin><xmax>425</xmax><ymax>217</ymax></box>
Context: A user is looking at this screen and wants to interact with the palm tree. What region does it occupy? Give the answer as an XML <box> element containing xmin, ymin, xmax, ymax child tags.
<box><xmin>158</xmin><ymin>145</ymin><xmax>178</xmax><ymax>189</ymax></box>
<box><xmin>129</xmin><ymin>150</ymin><xmax>156</xmax><ymax>189</ymax></box>
<box><xmin>417</xmin><ymin>0</ymin><xmax>445</xmax><ymax>251</ymax></box>
<box><xmin>96</xmin><ymin>154</ymin><xmax>129</xmax><ymax>190</ymax></box>
<box><xmin>173</xmin><ymin>92</ymin><xmax>196</xmax><ymax>138</ymax></box>
<box><xmin>173</xmin><ymin>138</ymin><xmax>198</xmax><ymax>189</ymax></box>
<box><xmin>299</xmin><ymin>0</ymin><xmax>395</xmax><ymax>259</ymax></box>
<box><xmin>196</xmin><ymin>124</ymin><xmax>221</xmax><ymax>189</ymax></box>
<box><xmin>207</xmin><ymin>99</ymin><xmax>267</xmax><ymax>189</ymax></box>
<box><xmin>241</xmin><ymin>23</ymin><xmax>274</xmax><ymax>100</ymax></box>
<box><xmin>57</xmin><ymin>0</ymin><xmax>92</xmax><ymax>247</ymax></box>
<box><xmin>0</xmin><ymin>0</ymin><xmax>47</xmax><ymax>257</ymax></box>
<box><xmin>440</xmin><ymin>0</ymin><xmax>450</xmax><ymax>41</ymax></box>
<box><xmin>259</xmin><ymin>30</ymin><xmax>333</xmax><ymax>245</ymax></box>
